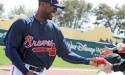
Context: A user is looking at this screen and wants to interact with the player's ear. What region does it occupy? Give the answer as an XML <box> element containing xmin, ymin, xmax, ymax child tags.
<box><xmin>39</xmin><ymin>2</ymin><xmax>46</xmax><ymax>9</ymax></box>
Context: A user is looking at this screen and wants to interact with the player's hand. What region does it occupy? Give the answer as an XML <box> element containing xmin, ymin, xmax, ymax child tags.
<box><xmin>100</xmin><ymin>46</ymin><xmax>113</xmax><ymax>57</ymax></box>
<box><xmin>26</xmin><ymin>71</ymin><xmax>38</xmax><ymax>75</ymax></box>
<box><xmin>89</xmin><ymin>57</ymin><xmax>99</xmax><ymax>67</ymax></box>
<box><xmin>102</xmin><ymin>60</ymin><xmax>112</xmax><ymax>73</ymax></box>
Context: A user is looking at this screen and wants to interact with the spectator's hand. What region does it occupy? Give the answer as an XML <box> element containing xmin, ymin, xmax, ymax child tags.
<box><xmin>102</xmin><ymin>60</ymin><xmax>112</xmax><ymax>73</ymax></box>
<box><xmin>89</xmin><ymin>57</ymin><xmax>99</xmax><ymax>67</ymax></box>
<box><xmin>118</xmin><ymin>49</ymin><xmax>125</xmax><ymax>53</ymax></box>
<box><xmin>26</xmin><ymin>71</ymin><xmax>38</xmax><ymax>75</ymax></box>
<box><xmin>118</xmin><ymin>50</ymin><xmax>125</xmax><ymax>53</ymax></box>
<box><xmin>117</xmin><ymin>43</ymin><xmax>125</xmax><ymax>53</ymax></box>
<box><xmin>100</xmin><ymin>46</ymin><xmax>113</xmax><ymax>57</ymax></box>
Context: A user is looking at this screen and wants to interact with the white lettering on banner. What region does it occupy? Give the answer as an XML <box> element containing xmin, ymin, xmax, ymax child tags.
<box><xmin>0</xmin><ymin>32</ymin><xmax>7</xmax><ymax>38</ymax></box>
<box><xmin>66</xmin><ymin>41</ymin><xmax>101</xmax><ymax>55</ymax></box>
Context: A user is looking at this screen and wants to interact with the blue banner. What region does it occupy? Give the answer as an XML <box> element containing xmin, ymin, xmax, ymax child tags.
<box><xmin>0</xmin><ymin>29</ymin><xmax>7</xmax><ymax>45</ymax></box>
<box><xmin>65</xmin><ymin>38</ymin><xmax>115</xmax><ymax>58</ymax></box>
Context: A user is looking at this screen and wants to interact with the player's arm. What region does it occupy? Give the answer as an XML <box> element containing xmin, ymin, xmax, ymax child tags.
<box><xmin>56</xmin><ymin>29</ymin><xmax>97</xmax><ymax>66</ymax></box>
<box><xmin>58</xmin><ymin>42</ymin><xmax>97</xmax><ymax>66</ymax></box>
<box><xmin>4</xmin><ymin>19</ymin><xmax>29</xmax><ymax>75</ymax></box>
<box><xmin>61</xmin><ymin>51</ymin><xmax>91</xmax><ymax>64</ymax></box>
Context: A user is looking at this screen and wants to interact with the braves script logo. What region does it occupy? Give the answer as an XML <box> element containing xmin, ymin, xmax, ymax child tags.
<box><xmin>24</xmin><ymin>35</ymin><xmax>56</xmax><ymax>56</ymax></box>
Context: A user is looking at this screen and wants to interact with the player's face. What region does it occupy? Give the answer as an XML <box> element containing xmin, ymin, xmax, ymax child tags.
<box><xmin>44</xmin><ymin>3</ymin><xmax>57</xmax><ymax>20</ymax></box>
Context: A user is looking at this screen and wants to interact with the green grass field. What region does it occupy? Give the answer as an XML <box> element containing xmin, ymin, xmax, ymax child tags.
<box><xmin>0</xmin><ymin>47</ymin><xmax>103</xmax><ymax>69</ymax></box>
<box><xmin>0</xmin><ymin>47</ymin><xmax>12</xmax><ymax>65</ymax></box>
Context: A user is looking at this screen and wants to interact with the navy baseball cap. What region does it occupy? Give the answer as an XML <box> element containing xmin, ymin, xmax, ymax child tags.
<box><xmin>39</xmin><ymin>0</ymin><xmax>64</xmax><ymax>9</ymax></box>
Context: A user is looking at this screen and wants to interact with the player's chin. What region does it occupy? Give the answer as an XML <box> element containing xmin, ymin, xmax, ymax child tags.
<box><xmin>48</xmin><ymin>16</ymin><xmax>53</xmax><ymax>20</ymax></box>
<box><xmin>48</xmin><ymin>13</ymin><xmax>55</xmax><ymax>20</ymax></box>
<box><xmin>48</xmin><ymin>17</ymin><xmax>52</xmax><ymax>20</ymax></box>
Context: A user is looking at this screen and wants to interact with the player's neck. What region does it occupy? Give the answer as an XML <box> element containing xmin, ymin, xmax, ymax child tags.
<box><xmin>35</xmin><ymin>13</ymin><xmax>47</xmax><ymax>23</ymax></box>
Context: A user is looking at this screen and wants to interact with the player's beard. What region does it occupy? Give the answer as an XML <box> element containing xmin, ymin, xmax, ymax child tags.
<box><xmin>43</xmin><ymin>11</ymin><xmax>53</xmax><ymax>20</ymax></box>
<box><xmin>47</xmin><ymin>13</ymin><xmax>53</xmax><ymax>20</ymax></box>
<box><xmin>46</xmin><ymin>11</ymin><xmax>56</xmax><ymax>20</ymax></box>
<box><xmin>46</xmin><ymin>11</ymin><xmax>55</xmax><ymax>20</ymax></box>
<box><xmin>44</xmin><ymin>8</ymin><xmax>56</xmax><ymax>20</ymax></box>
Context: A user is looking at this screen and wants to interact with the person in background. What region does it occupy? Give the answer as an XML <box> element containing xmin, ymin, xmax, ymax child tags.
<box><xmin>109</xmin><ymin>39</ymin><xmax>113</xmax><ymax>44</ymax></box>
<box><xmin>122</xmin><ymin>39</ymin><xmax>125</xmax><ymax>44</ymax></box>
<box><xmin>96</xmin><ymin>53</ymin><xmax>124</xmax><ymax>75</ymax></box>
<box><xmin>105</xmin><ymin>38</ymin><xmax>109</xmax><ymax>43</ymax></box>
<box><xmin>100</xmin><ymin>43</ymin><xmax>125</xmax><ymax>74</ymax></box>
<box><xmin>99</xmin><ymin>38</ymin><xmax>105</xmax><ymax>42</ymax></box>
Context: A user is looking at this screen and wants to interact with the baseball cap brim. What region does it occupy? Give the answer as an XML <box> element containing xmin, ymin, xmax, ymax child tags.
<box><xmin>51</xmin><ymin>3</ymin><xmax>65</xmax><ymax>9</ymax></box>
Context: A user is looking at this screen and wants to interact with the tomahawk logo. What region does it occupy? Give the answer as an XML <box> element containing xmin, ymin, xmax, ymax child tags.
<box><xmin>32</xmin><ymin>44</ymin><xmax>56</xmax><ymax>56</ymax></box>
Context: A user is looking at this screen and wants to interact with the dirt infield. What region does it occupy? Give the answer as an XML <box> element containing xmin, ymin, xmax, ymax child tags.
<box><xmin>0</xmin><ymin>65</ymin><xmax>99</xmax><ymax>75</ymax></box>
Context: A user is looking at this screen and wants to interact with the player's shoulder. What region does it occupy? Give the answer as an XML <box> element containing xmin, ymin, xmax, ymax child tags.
<box><xmin>13</xmin><ymin>16</ymin><xmax>27</xmax><ymax>26</ymax></box>
<box><xmin>47</xmin><ymin>20</ymin><xmax>61</xmax><ymax>31</ymax></box>
<box><xmin>12</xmin><ymin>15</ymin><xmax>33</xmax><ymax>27</ymax></box>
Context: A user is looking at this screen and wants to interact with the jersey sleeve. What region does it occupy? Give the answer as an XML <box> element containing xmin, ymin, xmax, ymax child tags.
<box><xmin>5</xmin><ymin>18</ymin><xmax>29</xmax><ymax>75</ymax></box>
<box><xmin>56</xmin><ymin>28</ymin><xmax>90</xmax><ymax>64</ymax></box>
<box><xmin>112</xmin><ymin>60</ymin><xmax>125</xmax><ymax>72</ymax></box>
<box><xmin>56</xmin><ymin>29</ymin><xmax>70</xmax><ymax>57</ymax></box>
<box><xmin>6</xmin><ymin>19</ymin><xmax>25</xmax><ymax>48</ymax></box>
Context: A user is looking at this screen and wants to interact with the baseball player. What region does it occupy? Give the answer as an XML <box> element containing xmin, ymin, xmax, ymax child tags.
<box><xmin>4</xmin><ymin>0</ymin><xmax>98</xmax><ymax>75</ymax></box>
